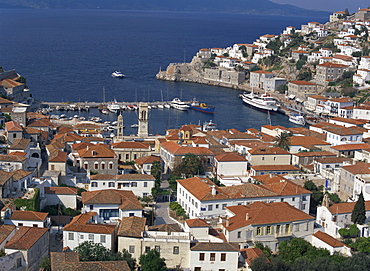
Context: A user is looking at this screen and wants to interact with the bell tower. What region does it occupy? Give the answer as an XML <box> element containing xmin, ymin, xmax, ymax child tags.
<box><xmin>138</xmin><ymin>102</ymin><xmax>149</xmax><ymax>138</ymax></box>
<box><xmin>115</xmin><ymin>113</ymin><xmax>124</xmax><ymax>142</ymax></box>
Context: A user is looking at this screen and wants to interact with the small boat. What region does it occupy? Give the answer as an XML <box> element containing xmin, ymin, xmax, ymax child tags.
<box><xmin>189</xmin><ymin>99</ymin><xmax>215</xmax><ymax>114</ymax></box>
<box><xmin>164</xmin><ymin>104</ymin><xmax>171</xmax><ymax>109</ymax></box>
<box><xmin>112</xmin><ymin>71</ymin><xmax>125</xmax><ymax>78</ymax></box>
<box><xmin>171</xmin><ymin>98</ymin><xmax>189</xmax><ymax>111</ymax></box>
<box><xmin>101</xmin><ymin>109</ymin><xmax>109</xmax><ymax>115</ymax></box>
<box><xmin>157</xmin><ymin>104</ymin><xmax>164</xmax><ymax>109</ymax></box>
<box><xmin>131</xmin><ymin>124</ymin><xmax>139</xmax><ymax>128</ymax></box>
<box><xmin>203</xmin><ymin>120</ymin><xmax>217</xmax><ymax>131</ymax></box>
<box><xmin>289</xmin><ymin>114</ymin><xmax>306</xmax><ymax>126</ymax></box>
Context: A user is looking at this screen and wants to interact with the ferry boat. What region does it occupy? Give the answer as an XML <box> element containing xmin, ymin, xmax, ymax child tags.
<box><xmin>107</xmin><ymin>100</ymin><xmax>121</xmax><ymax>113</ymax></box>
<box><xmin>240</xmin><ymin>90</ymin><xmax>279</xmax><ymax>112</ymax></box>
<box><xmin>289</xmin><ymin>114</ymin><xmax>306</xmax><ymax>126</ymax></box>
<box><xmin>171</xmin><ymin>98</ymin><xmax>189</xmax><ymax>111</ymax></box>
<box><xmin>189</xmin><ymin>99</ymin><xmax>215</xmax><ymax>114</ymax></box>
<box><xmin>111</xmin><ymin>71</ymin><xmax>125</xmax><ymax>78</ymax></box>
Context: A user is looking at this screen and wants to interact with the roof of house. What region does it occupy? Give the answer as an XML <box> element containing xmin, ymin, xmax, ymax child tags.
<box><xmin>312</xmin><ymin>122</ymin><xmax>367</xmax><ymax>136</ymax></box>
<box><xmin>224</xmin><ymin>202</ymin><xmax>314</xmax><ymax>231</ymax></box>
<box><xmin>135</xmin><ymin>155</ymin><xmax>161</xmax><ymax>165</ymax></box>
<box><xmin>0</xmin><ymin>170</ymin><xmax>13</xmax><ymax>186</ymax></box>
<box><xmin>240</xmin><ymin>248</ymin><xmax>265</xmax><ymax>266</ymax></box>
<box><xmin>318</xmin><ymin>62</ymin><xmax>348</xmax><ymax>68</ymax></box>
<box><xmin>289</xmin><ymin>136</ymin><xmax>330</xmax><ymax>148</ymax></box>
<box><xmin>313</xmin><ymin>231</ymin><xmax>348</xmax><ymax>248</ymax></box>
<box><xmin>82</xmin><ymin>190</ymin><xmax>142</xmax><ymax>210</ymax></box>
<box><xmin>50</xmin><ymin>252</ymin><xmax>130</xmax><ymax>271</ymax></box>
<box><xmin>253</xmin><ymin>175</ymin><xmax>311</xmax><ymax>196</ymax></box>
<box><xmin>289</xmin><ymin>80</ymin><xmax>316</xmax><ymax>85</ymax></box>
<box><xmin>0</xmin><ymin>154</ymin><xmax>27</xmax><ymax>162</ymax></box>
<box><xmin>251</xmin><ymin>165</ymin><xmax>299</xmax><ymax>171</ymax></box>
<box><xmin>161</xmin><ymin>141</ymin><xmax>214</xmax><ymax>155</ymax></box>
<box><xmin>191</xmin><ymin>242</ymin><xmax>239</xmax><ymax>251</ymax></box>
<box><xmin>117</xmin><ymin>216</ymin><xmax>146</xmax><ymax>238</ymax></box>
<box><xmin>10</xmin><ymin>210</ymin><xmax>48</xmax><ymax>221</ymax></box>
<box><xmin>49</xmin><ymin>150</ymin><xmax>68</xmax><ymax>162</ymax></box>
<box><xmin>248</xmin><ymin>147</ymin><xmax>290</xmax><ymax>155</ymax></box>
<box><xmin>111</xmin><ymin>141</ymin><xmax>150</xmax><ymax>149</ymax></box>
<box><xmin>293</xmin><ymin>151</ymin><xmax>336</xmax><ymax>157</ymax></box>
<box><xmin>215</xmin><ymin>152</ymin><xmax>247</xmax><ymax>162</ymax></box>
<box><xmin>148</xmin><ymin>223</ymin><xmax>183</xmax><ymax>233</ymax></box>
<box><xmin>185</xmin><ymin>218</ymin><xmax>210</xmax><ymax>228</ymax></box>
<box><xmin>327</xmin><ymin>200</ymin><xmax>370</xmax><ymax>214</ymax></box>
<box><xmin>63</xmin><ymin>214</ymin><xmax>116</xmax><ymax>234</ymax></box>
<box><xmin>0</xmin><ymin>224</ymin><xmax>16</xmax><ymax>245</ymax></box>
<box><xmin>341</xmin><ymin>162</ymin><xmax>370</xmax><ymax>174</ymax></box>
<box><xmin>315</xmin><ymin>157</ymin><xmax>352</xmax><ymax>164</ymax></box>
<box><xmin>90</xmin><ymin>174</ymin><xmax>155</xmax><ymax>181</ymax></box>
<box><xmin>9</xmin><ymin>138</ymin><xmax>30</xmax><ymax>150</ymax></box>
<box><xmin>331</xmin><ymin>143</ymin><xmax>370</xmax><ymax>151</ymax></box>
<box><xmin>77</xmin><ymin>144</ymin><xmax>116</xmax><ymax>158</ymax></box>
<box><xmin>44</xmin><ymin>186</ymin><xmax>77</xmax><ymax>195</ymax></box>
<box><xmin>4</xmin><ymin>226</ymin><xmax>48</xmax><ymax>250</ymax></box>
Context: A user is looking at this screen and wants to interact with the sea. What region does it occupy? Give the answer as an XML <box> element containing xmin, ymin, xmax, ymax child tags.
<box><xmin>0</xmin><ymin>9</ymin><xmax>327</xmax><ymax>135</ymax></box>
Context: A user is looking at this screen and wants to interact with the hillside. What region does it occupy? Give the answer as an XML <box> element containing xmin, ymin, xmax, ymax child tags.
<box><xmin>0</xmin><ymin>0</ymin><xmax>330</xmax><ymax>17</ymax></box>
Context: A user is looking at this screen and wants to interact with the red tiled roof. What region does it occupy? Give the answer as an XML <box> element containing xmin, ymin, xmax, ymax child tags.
<box><xmin>77</xmin><ymin>144</ymin><xmax>116</xmax><ymax>158</ymax></box>
<box><xmin>45</xmin><ymin>187</ymin><xmax>77</xmax><ymax>195</ymax></box>
<box><xmin>241</xmin><ymin>248</ymin><xmax>265</xmax><ymax>266</ymax></box>
<box><xmin>63</xmin><ymin>214</ymin><xmax>116</xmax><ymax>234</ymax></box>
<box><xmin>215</xmin><ymin>152</ymin><xmax>247</xmax><ymax>162</ymax></box>
<box><xmin>251</xmin><ymin>165</ymin><xmax>298</xmax><ymax>171</ymax></box>
<box><xmin>313</xmin><ymin>231</ymin><xmax>348</xmax><ymax>247</ymax></box>
<box><xmin>289</xmin><ymin>80</ymin><xmax>316</xmax><ymax>85</ymax></box>
<box><xmin>10</xmin><ymin>210</ymin><xmax>48</xmax><ymax>221</ymax></box>
<box><xmin>82</xmin><ymin>189</ymin><xmax>142</xmax><ymax>210</ymax></box>
<box><xmin>186</xmin><ymin>218</ymin><xmax>209</xmax><ymax>228</ymax></box>
<box><xmin>327</xmin><ymin>200</ymin><xmax>370</xmax><ymax>214</ymax></box>
<box><xmin>135</xmin><ymin>155</ymin><xmax>161</xmax><ymax>165</ymax></box>
<box><xmin>112</xmin><ymin>141</ymin><xmax>150</xmax><ymax>149</ymax></box>
<box><xmin>117</xmin><ymin>216</ymin><xmax>146</xmax><ymax>238</ymax></box>
<box><xmin>4</xmin><ymin>226</ymin><xmax>48</xmax><ymax>250</ymax></box>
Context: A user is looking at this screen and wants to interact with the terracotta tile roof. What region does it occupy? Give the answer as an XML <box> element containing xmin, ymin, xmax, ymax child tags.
<box><xmin>28</xmin><ymin>118</ymin><xmax>57</xmax><ymax>128</ymax></box>
<box><xmin>0</xmin><ymin>154</ymin><xmax>27</xmax><ymax>162</ymax></box>
<box><xmin>82</xmin><ymin>136</ymin><xmax>105</xmax><ymax>143</ymax></box>
<box><xmin>289</xmin><ymin>136</ymin><xmax>330</xmax><ymax>148</ymax></box>
<box><xmin>289</xmin><ymin>80</ymin><xmax>316</xmax><ymax>85</ymax></box>
<box><xmin>71</xmin><ymin>142</ymin><xmax>94</xmax><ymax>151</ymax></box>
<box><xmin>11</xmin><ymin>169</ymin><xmax>32</xmax><ymax>181</ymax></box>
<box><xmin>318</xmin><ymin>62</ymin><xmax>348</xmax><ymax>68</ymax></box>
<box><xmin>330</xmin><ymin>117</ymin><xmax>367</xmax><ymax>125</ymax></box>
<box><xmin>50</xmin><ymin>252</ymin><xmax>130</xmax><ymax>271</ymax></box>
<box><xmin>9</xmin><ymin>138</ymin><xmax>30</xmax><ymax>150</ymax></box>
<box><xmin>221</xmin><ymin>183</ymin><xmax>276</xmax><ymax>198</ymax></box>
<box><xmin>248</xmin><ymin>146</ymin><xmax>290</xmax><ymax>155</ymax></box>
<box><xmin>315</xmin><ymin>157</ymin><xmax>352</xmax><ymax>164</ymax></box>
<box><xmin>312</xmin><ymin>122</ymin><xmax>367</xmax><ymax>136</ymax></box>
<box><xmin>45</xmin><ymin>186</ymin><xmax>77</xmax><ymax>195</ymax></box>
<box><xmin>251</xmin><ymin>165</ymin><xmax>299</xmax><ymax>171</ymax></box>
<box><xmin>90</xmin><ymin>174</ymin><xmax>155</xmax><ymax>181</ymax></box>
<box><xmin>9</xmin><ymin>151</ymin><xmax>27</xmax><ymax>157</ymax></box>
<box><xmin>24</xmin><ymin>127</ymin><xmax>42</xmax><ymax>134</ymax></box>
<box><xmin>161</xmin><ymin>141</ymin><xmax>214</xmax><ymax>155</ymax></box>
<box><xmin>73</xmin><ymin>123</ymin><xmax>101</xmax><ymax>130</ymax></box>
<box><xmin>0</xmin><ymin>170</ymin><xmax>13</xmax><ymax>185</ymax></box>
<box><xmin>186</xmin><ymin>218</ymin><xmax>209</xmax><ymax>228</ymax></box>
<box><xmin>328</xmin><ymin>200</ymin><xmax>370</xmax><ymax>214</ymax></box>
<box><xmin>148</xmin><ymin>224</ymin><xmax>183</xmax><ymax>233</ymax></box>
<box><xmin>251</xmin><ymin>70</ymin><xmax>273</xmax><ymax>74</ymax></box>
<box><xmin>112</xmin><ymin>141</ymin><xmax>150</xmax><ymax>149</ymax></box>
<box><xmin>215</xmin><ymin>152</ymin><xmax>247</xmax><ymax>162</ymax></box>
<box><xmin>332</xmin><ymin>143</ymin><xmax>370</xmax><ymax>151</ymax></box>
<box><xmin>82</xmin><ymin>189</ymin><xmax>142</xmax><ymax>210</ymax></box>
<box><xmin>63</xmin><ymin>214</ymin><xmax>116</xmax><ymax>234</ymax></box>
<box><xmin>191</xmin><ymin>242</ymin><xmax>239</xmax><ymax>251</ymax></box>
<box><xmin>224</xmin><ymin>202</ymin><xmax>314</xmax><ymax>231</ymax></box>
<box><xmin>341</xmin><ymin>162</ymin><xmax>370</xmax><ymax>174</ymax></box>
<box><xmin>49</xmin><ymin>150</ymin><xmax>68</xmax><ymax>162</ymax></box>
<box><xmin>253</xmin><ymin>175</ymin><xmax>311</xmax><ymax>196</ymax></box>
<box><xmin>287</xmin><ymin>127</ymin><xmax>325</xmax><ymax>140</ymax></box>
<box><xmin>293</xmin><ymin>151</ymin><xmax>336</xmax><ymax>157</ymax></box>
<box><xmin>117</xmin><ymin>216</ymin><xmax>146</xmax><ymax>237</ymax></box>
<box><xmin>313</xmin><ymin>231</ymin><xmax>348</xmax><ymax>247</ymax></box>
<box><xmin>240</xmin><ymin>248</ymin><xmax>265</xmax><ymax>266</ymax></box>
<box><xmin>11</xmin><ymin>210</ymin><xmax>48</xmax><ymax>221</ymax></box>
<box><xmin>4</xmin><ymin>226</ymin><xmax>48</xmax><ymax>250</ymax></box>
<box><xmin>0</xmin><ymin>224</ymin><xmax>16</xmax><ymax>245</ymax></box>
<box><xmin>308</xmin><ymin>95</ymin><xmax>327</xmax><ymax>100</ymax></box>
<box><xmin>135</xmin><ymin>155</ymin><xmax>161</xmax><ymax>165</ymax></box>
<box><xmin>77</xmin><ymin>144</ymin><xmax>116</xmax><ymax>158</ymax></box>
<box><xmin>0</xmin><ymin>78</ymin><xmax>23</xmax><ymax>88</ymax></box>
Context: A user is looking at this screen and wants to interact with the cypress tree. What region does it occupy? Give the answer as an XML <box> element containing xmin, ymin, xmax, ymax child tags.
<box><xmin>351</xmin><ymin>191</ymin><xmax>366</xmax><ymax>224</ymax></box>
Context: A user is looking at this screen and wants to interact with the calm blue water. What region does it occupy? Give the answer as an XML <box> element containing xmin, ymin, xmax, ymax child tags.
<box><xmin>0</xmin><ymin>9</ymin><xmax>327</xmax><ymax>134</ymax></box>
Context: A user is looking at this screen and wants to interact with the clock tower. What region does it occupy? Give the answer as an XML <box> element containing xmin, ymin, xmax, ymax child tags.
<box><xmin>115</xmin><ymin>113</ymin><xmax>124</xmax><ymax>142</ymax></box>
<box><xmin>138</xmin><ymin>102</ymin><xmax>149</xmax><ymax>138</ymax></box>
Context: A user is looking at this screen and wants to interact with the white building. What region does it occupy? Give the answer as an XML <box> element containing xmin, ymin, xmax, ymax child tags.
<box><xmin>89</xmin><ymin>173</ymin><xmax>155</xmax><ymax>198</ymax></box>
<box><xmin>4</xmin><ymin>210</ymin><xmax>50</xmax><ymax>228</ymax></box>
<box><xmin>214</xmin><ymin>152</ymin><xmax>248</xmax><ymax>178</ymax></box>
<box><xmin>311</xmin><ymin>231</ymin><xmax>352</xmax><ymax>256</ymax></box>
<box><xmin>43</xmin><ymin>186</ymin><xmax>77</xmax><ymax>209</ymax></box>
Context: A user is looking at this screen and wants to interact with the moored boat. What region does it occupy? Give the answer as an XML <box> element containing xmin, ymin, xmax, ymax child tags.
<box><xmin>189</xmin><ymin>99</ymin><xmax>215</xmax><ymax>114</ymax></box>
<box><xmin>107</xmin><ymin>100</ymin><xmax>121</xmax><ymax>113</ymax></box>
<box><xmin>240</xmin><ymin>90</ymin><xmax>280</xmax><ymax>112</ymax></box>
<box><xmin>112</xmin><ymin>71</ymin><xmax>125</xmax><ymax>78</ymax></box>
<box><xmin>289</xmin><ymin>114</ymin><xmax>306</xmax><ymax>126</ymax></box>
<box><xmin>171</xmin><ymin>98</ymin><xmax>189</xmax><ymax>111</ymax></box>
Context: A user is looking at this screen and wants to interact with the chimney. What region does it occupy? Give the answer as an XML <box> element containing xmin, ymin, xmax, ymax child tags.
<box><xmin>226</xmin><ymin>218</ymin><xmax>230</xmax><ymax>227</ymax></box>
<box><xmin>211</xmin><ymin>185</ymin><xmax>216</xmax><ymax>196</ymax></box>
<box><xmin>246</xmin><ymin>213</ymin><xmax>249</xmax><ymax>220</ymax></box>
<box><xmin>270</xmin><ymin>173</ymin><xmax>275</xmax><ymax>178</ymax></box>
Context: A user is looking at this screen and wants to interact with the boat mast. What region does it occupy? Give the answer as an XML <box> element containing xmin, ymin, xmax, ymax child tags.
<box><xmin>267</xmin><ymin>110</ymin><xmax>272</xmax><ymax>126</ymax></box>
<box><xmin>103</xmin><ymin>87</ymin><xmax>106</xmax><ymax>104</ymax></box>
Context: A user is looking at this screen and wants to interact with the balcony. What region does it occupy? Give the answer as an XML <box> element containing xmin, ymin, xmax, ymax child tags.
<box><xmin>275</xmin><ymin>232</ymin><xmax>293</xmax><ymax>238</ymax></box>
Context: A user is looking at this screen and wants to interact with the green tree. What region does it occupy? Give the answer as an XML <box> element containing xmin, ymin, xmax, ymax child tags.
<box><xmin>351</xmin><ymin>191</ymin><xmax>366</xmax><ymax>224</ymax></box>
<box><xmin>255</xmin><ymin>242</ymin><xmax>272</xmax><ymax>258</ymax></box>
<box><xmin>39</xmin><ymin>256</ymin><xmax>51</xmax><ymax>270</ymax></box>
<box><xmin>172</xmin><ymin>153</ymin><xmax>205</xmax><ymax>178</ymax></box>
<box><xmin>277</xmin><ymin>84</ymin><xmax>288</xmax><ymax>94</ymax></box>
<box><xmin>121</xmin><ymin>249</ymin><xmax>136</xmax><ymax>271</ymax></box>
<box><xmin>338</xmin><ymin>224</ymin><xmax>360</xmax><ymax>238</ymax></box>
<box><xmin>139</xmin><ymin>249</ymin><xmax>167</xmax><ymax>271</ymax></box>
<box><xmin>303</xmin><ymin>180</ymin><xmax>324</xmax><ymax>215</ymax></box>
<box><xmin>151</xmin><ymin>160</ymin><xmax>162</xmax><ymax>188</ymax></box>
<box><xmin>74</xmin><ymin>241</ymin><xmax>125</xmax><ymax>262</ymax></box>
<box><xmin>16</xmin><ymin>76</ymin><xmax>26</xmax><ymax>84</ymax></box>
<box><xmin>273</xmin><ymin>132</ymin><xmax>292</xmax><ymax>151</ymax></box>
<box><xmin>349</xmin><ymin>237</ymin><xmax>370</xmax><ymax>253</ymax></box>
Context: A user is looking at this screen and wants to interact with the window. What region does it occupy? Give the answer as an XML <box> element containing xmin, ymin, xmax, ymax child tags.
<box><xmin>129</xmin><ymin>245</ymin><xmax>135</xmax><ymax>253</ymax></box>
<box><xmin>210</xmin><ymin>253</ymin><xmax>216</xmax><ymax>261</ymax></box>
<box><xmin>216</xmin><ymin>204</ymin><xmax>219</xmax><ymax>209</ymax></box>
<box><xmin>80</xmin><ymin>235</ymin><xmax>84</xmax><ymax>239</ymax></box>
<box><xmin>91</xmin><ymin>182</ymin><xmax>98</xmax><ymax>187</ymax></box>
<box><xmin>285</xmin><ymin>224</ymin><xmax>291</xmax><ymax>234</ymax></box>
<box><xmin>199</xmin><ymin>253</ymin><xmax>205</xmax><ymax>261</ymax></box>
<box><xmin>16</xmin><ymin>258</ymin><xmax>22</xmax><ymax>268</ymax></box>
<box><xmin>221</xmin><ymin>253</ymin><xmax>226</xmax><ymax>261</ymax></box>
<box><xmin>94</xmin><ymin>163</ymin><xmax>99</xmax><ymax>170</ymax></box>
<box><xmin>173</xmin><ymin>246</ymin><xmax>179</xmax><ymax>254</ymax></box>
<box><xmin>222</xmin><ymin>204</ymin><xmax>227</xmax><ymax>210</ymax></box>
<box><xmin>33</xmin><ymin>224</ymin><xmax>38</xmax><ymax>227</ymax></box>
<box><xmin>68</xmin><ymin>233</ymin><xmax>74</xmax><ymax>240</ymax></box>
<box><xmin>256</xmin><ymin>227</ymin><xmax>262</xmax><ymax>235</ymax></box>
<box><xmin>304</xmin><ymin>222</ymin><xmax>309</xmax><ymax>231</ymax></box>
<box><xmin>129</xmin><ymin>213</ymin><xmax>135</xmax><ymax>217</ymax></box>
<box><xmin>195</xmin><ymin>202</ymin><xmax>198</xmax><ymax>208</ymax></box>
<box><xmin>89</xmin><ymin>234</ymin><xmax>94</xmax><ymax>240</ymax></box>
<box><xmin>144</xmin><ymin>182</ymin><xmax>148</xmax><ymax>187</ymax></box>
<box><xmin>101</xmin><ymin>163</ymin><xmax>105</xmax><ymax>169</ymax></box>
<box><xmin>155</xmin><ymin>245</ymin><xmax>160</xmax><ymax>252</ymax></box>
<box><xmin>100</xmin><ymin>235</ymin><xmax>106</xmax><ymax>243</ymax></box>
<box><xmin>51</xmin><ymin>165</ymin><xmax>55</xmax><ymax>170</ymax></box>
<box><xmin>90</xmin><ymin>205</ymin><xmax>93</xmax><ymax>210</ymax></box>
<box><xmin>131</xmin><ymin>182</ymin><xmax>137</xmax><ymax>187</ymax></box>
<box><xmin>84</xmin><ymin>163</ymin><xmax>88</xmax><ymax>169</ymax></box>
<box><xmin>126</xmin><ymin>154</ymin><xmax>129</xmax><ymax>160</ymax></box>
<box><xmin>295</xmin><ymin>224</ymin><xmax>300</xmax><ymax>231</ymax></box>
<box><xmin>208</xmin><ymin>205</ymin><xmax>213</xmax><ymax>211</ymax></box>
<box><xmin>292</xmin><ymin>197</ymin><xmax>295</xmax><ymax>201</ymax></box>
<box><xmin>237</xmin><ymin>231</ymin><xmax>241</xmax><ymax>238</ymax></box>
<box><xmin>302</xmin><ymin>196</ymin><xmax>307</xmax><ymax>201</ymax></box>
<box><xmin>109</xmin><ymin>182</ymin><xmax>115</xmax><ymax>187</ymax></box>
<box><xmin>281</xmin><ymin>198</ymin><xmax>284</xmax><ymax>202</ymax></box>
<box><xmin>18</xmin><ymin>223</ymin><xmax>23</xmax><ymax>226</ymax></box>
<box><xmin>266</xmin><ymin>226</ymin><xmax>272</xmax><ymax>235</ymax></box>
<box><xmin>109</xmin><ymin>163</ymin><xmax>113</xmax><ymax>169</ymax></box>
<box><xmin>145</xmin><ymin>246</ymin><xmax>151</xmax><ymax>253</ymax></box>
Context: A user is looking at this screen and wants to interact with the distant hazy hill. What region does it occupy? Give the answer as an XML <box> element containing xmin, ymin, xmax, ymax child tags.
<box><xmin>0</xmin><ymin>0</ymin><xmax>330</xmax><ymax>17</ymax></box>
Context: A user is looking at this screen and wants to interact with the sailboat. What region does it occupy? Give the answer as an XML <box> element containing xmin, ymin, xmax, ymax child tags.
<box><xmin>158</xmin><ymin>89</ymin><xmax>164</xmax><ymax>109</ymax></box>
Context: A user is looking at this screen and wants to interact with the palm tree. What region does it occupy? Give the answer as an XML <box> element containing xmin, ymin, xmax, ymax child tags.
<box><xmin>273</xmin><ymin>132</ymin><xmax>292</xmax><ymax>151</ymax></box>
